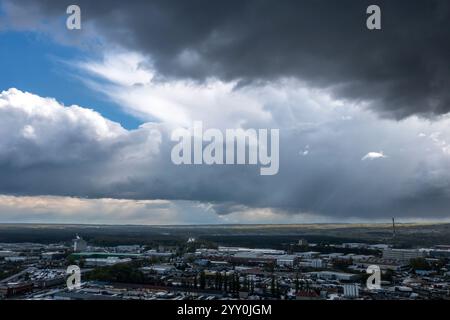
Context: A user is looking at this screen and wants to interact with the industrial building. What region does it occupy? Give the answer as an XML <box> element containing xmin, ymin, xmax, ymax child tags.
<box><xmin>382</xmin><ymin>249</ymin><xmax>426</xmax><ymax>261</ymax></box>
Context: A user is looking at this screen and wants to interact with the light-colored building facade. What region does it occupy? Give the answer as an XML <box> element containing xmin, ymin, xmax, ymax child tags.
<box><xmin>382</xmin><ymin>249</ymin><xmax>425</xmax><ymax>261</ymax></box>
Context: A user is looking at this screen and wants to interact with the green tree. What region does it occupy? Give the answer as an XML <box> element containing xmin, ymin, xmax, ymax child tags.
<box><xmin>243</xmin><ymin>275</ymin><xmax>249</xmax><ymax>292</ymax></box>
<box><xmin>410</xmin><ymin>258</ymin><xmax>431</xmax><ymax>271</ymax></box>
<box><xmin>224</xmin><ymin>273</ymin><xmax>228</xmax><ymax>292</ymax></box>
<box><xmin>235</xmin><ymin>274</ymin><xmax>241</xmax><ymax>293</ymax></box>
<box><xmin>218</xmin><ymin>272</ymin><xmax>223</xmax><ymax>291</ymax></box>
<box><xmin>199</xmin><ymin>271</ymin><xmax>206</xmax><ymax>290</ymax></box>
<box><xmin>271</xmin><ymin>275</ymin><xmax>276</xmax><ymax>297</ymax></box>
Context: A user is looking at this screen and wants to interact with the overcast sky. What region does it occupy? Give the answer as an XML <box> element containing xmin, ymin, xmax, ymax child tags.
<box><xmin>0</xmin><ymin>0</ymin><xmax>450</xmax><ymax>224</ymax></box>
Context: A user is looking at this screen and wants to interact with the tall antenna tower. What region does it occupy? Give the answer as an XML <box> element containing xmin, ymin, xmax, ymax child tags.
<box><xmin>392</xmin><ymin>217</ymin><xmax>396</xmax><ymax>238</ymax></box>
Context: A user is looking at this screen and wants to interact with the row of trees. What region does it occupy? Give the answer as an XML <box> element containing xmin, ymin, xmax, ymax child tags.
<box><xmin>194</xmin><ymin>271</ymin><xmax>252</xmax><ymax>293</ymax></box>
<box><xmin>185</xmin><ymin>271</ymin><xmax>286</xmax><ymax>297</ymax></box>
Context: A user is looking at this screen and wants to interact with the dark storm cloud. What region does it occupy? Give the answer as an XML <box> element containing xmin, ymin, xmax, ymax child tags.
<box><xmin>3</xmin><ymin>1</ymin><xmax>450</xmax><ymax>222</ymax></box>
<box><xmin>4</xmin><ymin>0</ymin><xmax>450</xmax><ymax>119</ymax></box>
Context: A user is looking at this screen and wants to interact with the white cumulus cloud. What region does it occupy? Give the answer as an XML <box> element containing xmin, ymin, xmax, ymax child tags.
<box><xmin>361</xmin><ymin>152</ymin><xmax>387</xmax><ymax>161</ymax></box>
